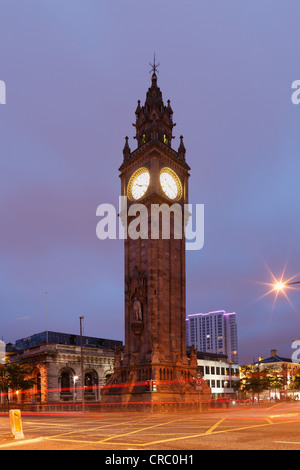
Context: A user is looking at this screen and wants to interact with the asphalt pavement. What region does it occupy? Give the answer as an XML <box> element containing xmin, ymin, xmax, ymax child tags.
<box><xmin>1</xmin><ymin>403</ymin><xmax>300</xmax><ymax>450</ymax></box>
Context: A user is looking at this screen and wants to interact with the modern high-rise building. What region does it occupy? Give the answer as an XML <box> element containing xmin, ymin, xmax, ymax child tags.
<box><xmin>186</xmin><ymin>310</ymin><xmax>239</xmax><ymax>364</ymax></box>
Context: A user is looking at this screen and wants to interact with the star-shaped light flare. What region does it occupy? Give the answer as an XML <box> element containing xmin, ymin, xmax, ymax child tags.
<box><xmin>256</xmin><ymin>262</ymin><xmax>300</xmax><ymax>309</ymax></box>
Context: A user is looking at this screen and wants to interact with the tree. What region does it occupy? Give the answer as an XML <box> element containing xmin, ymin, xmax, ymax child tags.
<box><xmin>238</xmin><ymin>364</ymin><xmax>269</xmax><ymax>401</ymax></box>
<box><xmin>289</xmin><ymin>373</ymin><xmax>300</xmax><ymax>392</ymax></box>
<box><xmin>294</xmin><ymin>375</ymin><xmax>300</xmax><ymax>389</ymax></box>
<box><xmin>267</xmin><ymin>366</ymin><xmax>284</xmax><ymax>398</ymax></box>
<box><xmin>0</xmin><ymin>362</ymin><xmax>36</xmax><ymax>400</ymax></box>
<box><xmin>237</xmin><ymin>363</ymin><xmax>289</xmax><ymax>401</ymax></box>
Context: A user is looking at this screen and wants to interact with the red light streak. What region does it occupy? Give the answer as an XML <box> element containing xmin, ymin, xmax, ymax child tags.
<box><xmin>3</xmin><ymin>374</ymin><xmax>300</xmax><ymax>418</ymax></box>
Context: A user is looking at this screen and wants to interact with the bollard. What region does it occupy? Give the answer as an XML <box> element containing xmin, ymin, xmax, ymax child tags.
<box><xmin>9</xmin><ymin>409</ymin><xmax>24</xmax><ymax>440</ymax></box>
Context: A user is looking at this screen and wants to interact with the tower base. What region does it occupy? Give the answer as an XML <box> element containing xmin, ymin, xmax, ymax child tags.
<box><xmin>101</xmin><ymin>366</ymin><xmax>211</xmax><ymax>413</ymax></box>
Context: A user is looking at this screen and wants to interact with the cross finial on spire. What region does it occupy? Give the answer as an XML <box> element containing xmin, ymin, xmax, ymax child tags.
<box><xmin>149</xmin><ymin>53</ymin><xmax>160</xmax><ymax>74</ymax></box>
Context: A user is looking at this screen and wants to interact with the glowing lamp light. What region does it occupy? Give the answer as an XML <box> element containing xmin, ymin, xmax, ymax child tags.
<box><xmin>274</xmin><ymin>282</ymin><xmax>285</xmax><ymax>291</ymax></box>
<box><xmin>254</xmin><ymin>262</ymin><xmax>300</xmax><ymax>312</ymax></box>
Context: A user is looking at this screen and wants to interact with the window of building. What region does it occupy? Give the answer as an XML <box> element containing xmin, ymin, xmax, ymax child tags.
<box><xmin>61</xmin><ymin>372</ymin><xmax>70</xmax><ymax>391</ymax></box>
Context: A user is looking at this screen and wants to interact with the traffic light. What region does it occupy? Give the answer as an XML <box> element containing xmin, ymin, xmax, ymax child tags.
<box><xmin>144</xmin><ymin>380</ymin><xmax>157</xmax><ymax>392</ymax></box>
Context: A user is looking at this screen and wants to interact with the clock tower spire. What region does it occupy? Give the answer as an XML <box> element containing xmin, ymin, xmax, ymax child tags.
<box><xmin>133</xmin><ymin>67</ymin><xmax>178</xmax><ymax>153</ymax></box>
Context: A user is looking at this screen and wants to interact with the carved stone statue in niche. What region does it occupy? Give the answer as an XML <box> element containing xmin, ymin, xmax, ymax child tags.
<box><xmin>132</xmin><ymin>299</ymin><xmax>143</xmax><ymax>321</ymax></box>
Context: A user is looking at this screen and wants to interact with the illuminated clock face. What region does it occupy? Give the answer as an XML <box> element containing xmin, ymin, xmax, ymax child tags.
<box><xmin>160</xmin><ymin>169</ymin><xmax>181</xmax><ymax>200</ymax></box>
<box><xmin>130</xmin><ymin>170</ymin><xmax>150</xmax><ymax>200</ymax></box>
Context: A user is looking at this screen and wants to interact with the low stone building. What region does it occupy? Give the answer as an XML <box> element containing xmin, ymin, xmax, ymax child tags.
<box><xmin>4</xmin><ymin>331</ymin><xmax>122</xmax><ymax>408</ymax></box>
<box><xmin>253</xmin><ymin>349</ymin><xmax>300</xmax><ymax>400</ymax></box>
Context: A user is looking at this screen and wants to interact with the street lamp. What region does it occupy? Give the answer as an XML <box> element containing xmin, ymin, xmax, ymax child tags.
<box><xmin>274</xmin><ymin>281</ymin><xmax>300</xmax><ymax>291</ymax></box>
<box><xmin>223</xmin><ymin>380</ymin><xmax>228</xmax><ymax>398</ymax></box>
<box><xmin>73</xmin><ymin>376</ymin><xmax>79</xmax><ymax>403</ymax></box>
<box><xmin>79</xmin><ymin>316</ymin><xmax>85</xmax><ymax>412</ymax></box>
<box><xmin>270</xmin><ymin>278</ymin><xmax>300</xmax><ymax>308</ymax></box>
<box><xmin>274</xmin><ymin>282</ymin><xmax>286</xmax><ymax>291</ymax></box>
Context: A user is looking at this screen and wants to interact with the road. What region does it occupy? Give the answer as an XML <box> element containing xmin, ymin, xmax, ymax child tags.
<box><xmin>1</xmin><ymin>402</ymin><xmax>300</xmax><ymax>451</ymax></box>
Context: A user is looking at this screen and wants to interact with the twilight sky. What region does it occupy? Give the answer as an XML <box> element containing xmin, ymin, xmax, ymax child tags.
<box><xmin>1</xmin><ymin>0</ymin><xmax>300</xmax><ymax>364</ymax></box>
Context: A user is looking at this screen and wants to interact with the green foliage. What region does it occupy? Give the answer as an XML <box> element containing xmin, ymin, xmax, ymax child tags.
<box><xmin>290</xmin><ymin>374</ymin><xmax>300</xmax><ymax>390</ymax></box>
<box><xmin>236</xmin><ymin>363</ymin><xmax>285</xmax><ymax>398</ymax></box>
<box><xmin>0</xmin><ymin>361</ymin><xmax>36</xmax><ymax>392</ymax></box>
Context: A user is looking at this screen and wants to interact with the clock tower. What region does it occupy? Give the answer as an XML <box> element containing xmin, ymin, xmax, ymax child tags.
<box><xmin>102</xmin><ymin>65</ymin><xmax>210</xmax><ymax>410</ymax></box>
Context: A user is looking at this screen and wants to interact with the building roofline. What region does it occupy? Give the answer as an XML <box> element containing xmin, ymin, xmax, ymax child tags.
<box><xmin>186</xmin><ymin>311</ymin><xmax>236</xmax><ymax>318</ymax></box>
<box><xmin>255</xmin><ymin>355</ymin><xmax>293</xmax><ymax>365</ymax></box>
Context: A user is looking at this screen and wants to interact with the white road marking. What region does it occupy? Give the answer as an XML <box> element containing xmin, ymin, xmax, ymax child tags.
<box><xmin>275</xmin><ymin>441</ymin><xmax>300</xmax><ymax>446</ymax></box>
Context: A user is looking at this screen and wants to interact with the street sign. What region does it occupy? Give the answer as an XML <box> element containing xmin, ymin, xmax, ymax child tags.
<box><xmin>195</xmin><ymin>372</ymin><xmax>203</xmax><ymax>391</ymax></box>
